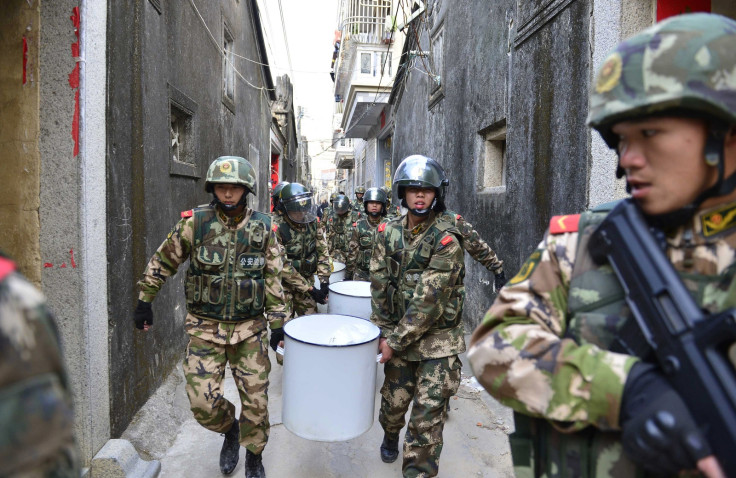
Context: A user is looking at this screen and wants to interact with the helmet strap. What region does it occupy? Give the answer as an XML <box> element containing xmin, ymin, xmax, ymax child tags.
<box><xmin>213</xmin><ymin>193</ymin><xmax>247</xmax><ymax>213</ymax></box>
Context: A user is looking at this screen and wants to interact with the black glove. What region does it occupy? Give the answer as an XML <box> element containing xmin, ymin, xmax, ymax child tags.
<box><xmin>494</xmin><ymin>270</ymin><xmax>507</xmax><ymax>290</ymax></box>
<box><xmin>620</xmin><ymin>363</ymin><xmax>710</xmax><ymax>475</ymax></box>
<box><xmin>309</xmin><ymin>287</ymin><xmax>327</xmax><ymax>305</ymax></box>
<box><xmin>133</xmin><ymin>300</ymin><xmax>153</xmax><ymax>330</ymax></box>
<box><xmin>269</xmin><ymin>328</ymin><xmax>284</xmax><ymax>352</ymax></box>
<box><xmin>320</xmin><ymin>280</ymin><xmax>330</xmax><ymax>297</ymax></box>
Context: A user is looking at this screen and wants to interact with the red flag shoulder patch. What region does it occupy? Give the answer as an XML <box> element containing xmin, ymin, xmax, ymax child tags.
<box><xmin>352</xmin><ymin>222</ymin><xmax>357</xmax><ymax>227</ymax></box>
<box><xmin>0</xmin><ymin>257</ymin><xmax>16</xmax><ymax>281</ymax></box>
<box><xmin>378</xmin><ymin>223</ymin><xmax>387</xmax><ymax>232</ymax></box>
<box><xmin>272</xmin><ymin>224</ymin><xmax>279</xmax><ymax>232</ymax></box>
<box><xmin>440</xmin><ymin>235</ymin><xmax>453</xmax><ymax>246</ymax></box>
<box><xmin>456</xmin><ymin>214</ymin><xmax>462</xmax><ymax>220</ymax></box>
<box><xmin>181</xmin><ymin>209</ymin><xmax>193</xmax><ymax>218</ymax></box>
<box><xmin>549</xmin><ymin>214</ymin><xmax>581</xmax><ymax>234</ymax></box>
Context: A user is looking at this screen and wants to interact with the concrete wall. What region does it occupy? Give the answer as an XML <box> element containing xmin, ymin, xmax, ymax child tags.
<box><xmin>391</xmin><ymin>0</ymin><xmax>592</xmax><ymax>330</ymax></box>
<box><xmin>0</xmin><ymin>1</ymin><xmax>41</xmax><ymax>284</ymax></box>
<box><xmin>107</xmin><ymin>0</ymin><xmax>274</xmax><ymax>437</ymax></box>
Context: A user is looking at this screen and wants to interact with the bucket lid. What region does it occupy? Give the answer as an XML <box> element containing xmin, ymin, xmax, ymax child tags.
<box><xmin>331</xmin><ymin>261</ymin><xmax>346</xmax><ymax>273</ymax></box>
<box><xmin>284</xmin><ymin>314</ymin><xmax>380</xmax><ymax>347</ymax></box>
<box><xmin>328</xmin><ymin>280</ymin><xmax>371</xmax><ymax>298</ymax></box>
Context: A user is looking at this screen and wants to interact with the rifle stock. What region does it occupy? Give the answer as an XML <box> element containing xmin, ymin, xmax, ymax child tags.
<box><xmin>589</xmin><ymin>199</ymin><xmax>736</xmax><ymax>474</ymax></box>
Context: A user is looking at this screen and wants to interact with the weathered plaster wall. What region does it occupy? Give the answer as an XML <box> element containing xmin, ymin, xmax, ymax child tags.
<box><xmin>107</xmin><ymin>0</ymin><xmax>274</xmax><ymax>437</ymax></box>
<box><xmin>0</xmin><ymin>1</ymin><xmax>41</xmax><ymax>284</ymax></box>
<box><xmin>391</xmin><ymin>0</ymin><xmax>592</xmax><ymax>329</ymax></box>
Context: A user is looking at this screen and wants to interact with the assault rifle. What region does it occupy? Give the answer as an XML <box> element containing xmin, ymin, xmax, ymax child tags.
<box><xmin>588</xmin><ymin>199</ymin><xmax>736</xmax><ymax>475</ymax></box>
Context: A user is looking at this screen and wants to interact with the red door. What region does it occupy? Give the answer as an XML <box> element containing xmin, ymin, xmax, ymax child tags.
<box><xmin>657</xmin><ymin>0</ymin><xmax>710</xmax><ymax>21</ymax></box>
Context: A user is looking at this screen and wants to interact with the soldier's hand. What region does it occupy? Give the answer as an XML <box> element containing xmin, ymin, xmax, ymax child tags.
<box><xmin>134</xmin><ymin>300</ymin><xmax>153</xmax><ymax>331</ymax></box>
<box><xmin>320</xmin><ymin>280</ymin><xmax>330</xmax><ymax>297</ymax></box>
<box><xmin>494</xmin><ymin>270</ymin><xmax>507</xmax><ymax>291</ymax></box>
<box><xmin>378</xmin><ymin>338</ymin><xmax>394</xmax><ymax>363</ymax></box>
<box><xmin>269</xmin><ymin>328</ymin><xmax>284</xmax><ymax>352</ymax></box>
<box><xmin>620</xmin><ymin>363</ymin><xmax>711</xmax><ymax>475</ymax></box>
<box><xmin>309</xmin><ymin>287</ymin><xmax>327</xmax><ymax>305</ymax></box>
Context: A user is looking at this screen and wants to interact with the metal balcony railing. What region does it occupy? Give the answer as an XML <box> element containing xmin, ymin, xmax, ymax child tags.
<box><xmin>338</xmin><ymin>0</ymin><xmax>393</xmax><ymax>45</ymax></box>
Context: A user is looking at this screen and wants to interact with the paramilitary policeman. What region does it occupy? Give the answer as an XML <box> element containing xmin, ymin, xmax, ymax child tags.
<box><xmin>371</xmin><ymin>155</ymin><xmax>466</xmax><ymax>478</ymax></box>
<box><xmin>273</xmin><ymin>183</ymin><xmax>331</xmax><ymax>317</ymax></box>
<box><xmin>469</xmin><ymin>13</ymin><xmax>736</xmax><ymax>478</ymax></box>
<box><xmin>326</xmin><ymin>194</ymin><xmax>360</xmax><ymax>264</ymax></box>
<box><xmin>133</xmin><ymin>156</ymin><xmax>286</xmax><ymax>478</ymax></box>
<box><xmin>0</xmin><ymin>252</ymin><xmax>80</xmax><ymax>477</ymax></box>
<box><xmin>346</xmin><ymin>187</ymin><xmax>388</xmax><ymax>281</ymax></box>
<box><xmin>352</xmin><ymin>186</ymin><xmax>366</xmax><ymax>212</ymax></box>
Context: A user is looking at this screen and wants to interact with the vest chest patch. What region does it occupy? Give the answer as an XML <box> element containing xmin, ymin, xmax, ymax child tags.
<box><xmin>239</xmin><ymin>253</ymin><xmax>266</xmax><ymax>270</ymax></box>
<box><xmin>701</xmin><ymin>203</ymin><xmax>736</xmax><ymax>237</ymax></box>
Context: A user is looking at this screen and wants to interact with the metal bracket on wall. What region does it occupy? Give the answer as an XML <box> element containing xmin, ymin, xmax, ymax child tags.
<box><xmin>398</xmin><ymin>0</ymin><xmax>426</xmax><ymax>32</ymax></box>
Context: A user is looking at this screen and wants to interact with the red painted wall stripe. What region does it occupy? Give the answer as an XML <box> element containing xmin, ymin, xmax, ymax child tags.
<box><xmin>69</xmin><ymin>7</ymin><xmax>81</xmax><ymax>157</ymax></box>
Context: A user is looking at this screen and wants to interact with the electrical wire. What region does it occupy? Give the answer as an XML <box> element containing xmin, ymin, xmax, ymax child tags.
<box><xmin>187</xmin><ymin>0</ymin><xmax>274</xmax><ymax>96</ymax></box>
<box><xmin>276</xmin><ymin>0</ymin><xmax>295</xmax><ymax>79</ymax></box>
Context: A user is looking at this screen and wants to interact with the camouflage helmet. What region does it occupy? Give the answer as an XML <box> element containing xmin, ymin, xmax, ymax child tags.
<box><xmin>355</xmin><ymin>186</ymin><xmax>366</xmax><ymax>195</ymax></box>
<box><xmin>588</xmin><ymin>13</ymin><xmax>736</xmax><ymax>148</ymax></box>
<box><xmin>363</xmin><ymin>187</ymin><xmax>387</xmax><ymax>205</ymax></box>
<box><xmin>393</xmin><ymin>154</ymin><xmax>448</xmax><ymax>201</ymax></box>
<box><xmin>333</xmin><ymin>195</ymin><xmax>351</xmax><ymax>215</ymax></box>
<box><xmin>205</xmin><ymin>156</ymin><xmax>256</xmax><ymax>194</ymax></box>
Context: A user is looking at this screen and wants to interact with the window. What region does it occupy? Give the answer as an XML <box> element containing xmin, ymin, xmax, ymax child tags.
<box><xmin>380</xmin><ymin>51</ymin><xmax>392</xmax><ymax>76</ymax></box>
<box><xmin>360</xmin><ymin>53</ymin><xmax>371</xmax><ymax>74</ymax></box>
<box><xmin>479</xmin><ymin>122</ymin><xmax>506</xmax><ymax>192</ymax></box>
<box><xmin>168</xmin><ymin>84</ymin><xmax>199</xmax><ymax>178</ymax></box>
<box><xmin>428</xmin><ymin>21</ymin><xmax>445</xmax><ymax>108</ymax></box>
<box><xmin>223</xmin><ymin>24</ymin><xmax>235</xmax><ymax>111</ymax></box>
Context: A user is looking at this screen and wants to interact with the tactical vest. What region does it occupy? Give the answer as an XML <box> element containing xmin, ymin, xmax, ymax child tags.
<box><xmin>382</xmin><ymin>215</ymin><xmax>465</xmax><ymax>330</ymax></box>
<box><xmin>355</xmin><ymin>217</ymin><xmax>381</xmax><ymax>273</ymax></box>
<box><xmin>329</xmin><ymin>212</ymin><xmax>355</xmax><ymax>252</ymax></box>
<box><xmin>276</xmin><ymin>216</ymin><xmax>319</xmax><ymax>278</ymax></box>
<box><xmin>512</xmin><ymin>201</ymin><xmax>736</xmax><ymax>478</ymax></box>
<box><xmin>185</xmin><ymin>207</ymin><xmax>270</xmax><ymax>321</ymax></box>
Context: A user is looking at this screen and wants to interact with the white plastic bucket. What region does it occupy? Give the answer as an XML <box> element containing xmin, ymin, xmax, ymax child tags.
<box><xmin>282</xmin><ymin>314</ymin><xmax>380</xmax><ymax>442</ymax></box>
<box><xmin>328</xmin><ymin>281</ymin><xmax>371</xmax><ymax>320</ymax></box>
<box><xmin>313</xmin><ymin>260</ymin><xmax>347</xmax><ymax>288</ymax></box>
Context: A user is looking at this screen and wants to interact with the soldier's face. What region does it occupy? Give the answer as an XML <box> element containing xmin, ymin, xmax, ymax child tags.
<box><xmin>405</xmin><ymin>187</ymin><xmax>436</xmax><ymax>211</ymax></box>
<box><xmin>214</xmin><ymin>184</ymin><xmax>246</xmax><ymax>207</ymax></box>
<box><xmin>366</xmin><ymin>201</ymin><xmax>382</xmax><ymax>214</ymax></box>
<box><xmin>356</xmin><ymin>193</ymin><xmax>364</xmax><ymax>201</ymax></box>
<box><xmin>613</xmin><ymin>117</ymin><xmax>715</xmax><ymax>216</ymax></box>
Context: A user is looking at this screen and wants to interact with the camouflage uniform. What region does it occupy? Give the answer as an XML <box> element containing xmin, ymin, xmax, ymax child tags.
<box><xmin>440</xmin><ymin>211</ymin><xmax>504</xmax><ymax>275</ymax></box>
<box><xmin>468</xmin><ymin>199</ymin><xmax>736</xmax><ymax>477</ymax></box>
<box><xmin>138</xmin><ymin>206</ymin><xmax>286</xmax><ymax>454</ymax></box>
<box><xmin>272</xmin><ymin>214</ymin><xmax>331</xmax><ymax>318</ymax></box>
<box><xmin>371</xmin><ymin>212</ymin><xmax>466</xmax><ymax>478</ymax></box>
<box><xmin>347</xmin><ymin>214</ymin><xmax>383</xmax><ymax>281</ymax></box>
<box><xmin>469</xmin><ymin>14</ymin><xmax>736</xmax><ymax>477</ymax></box>
<box><xmin>326</xmin><ymin>209</ymin><xmax>361</xmax><ymax>263</ymax></box>
<box><xmin>0</xmin><ymin>255</ymin><xmax>80</xmax><ymax>477</ymax></box>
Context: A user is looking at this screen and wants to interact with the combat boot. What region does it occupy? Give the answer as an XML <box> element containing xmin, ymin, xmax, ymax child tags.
<box><xmin>380</xmin><ymin>433</ymin><xmax>399</xmax><ymax>463</ymax></box>
<box><xmin>220</xmin><ymin>420</ymin><xmax>240</xmax><ymax>475</ymax></box>
<box><xmin>245</xmin><ymin>450</ymin><xmax>265</xmax><ymax>478</ymax></box>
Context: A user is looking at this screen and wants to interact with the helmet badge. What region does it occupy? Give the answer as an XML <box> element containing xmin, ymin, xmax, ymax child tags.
<box><xmin>220</xmin><ymin>161</ymin><xmax>233</xmax><ymax>173</ymax></box>
<box><xmin>596</xmin><ymin>53</ymin><xmax>623</xmax><ymax>94</ymax></box>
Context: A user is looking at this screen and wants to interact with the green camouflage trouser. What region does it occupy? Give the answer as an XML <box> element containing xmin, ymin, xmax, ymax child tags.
<box><xmin>183</xmin><ymin>331</ymin><xmax>271</xmax><ymax>454</ymax></box>
<box><xmin>379</xmin><ymin>355</ymin><xmax>462</xmax><ymax>478</ymax></box>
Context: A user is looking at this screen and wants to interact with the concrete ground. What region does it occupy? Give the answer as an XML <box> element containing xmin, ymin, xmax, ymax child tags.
<box><xmin>122</xmin><ymin>334</ymin><xmax>515</xmax><ymax>478</ymax></box>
